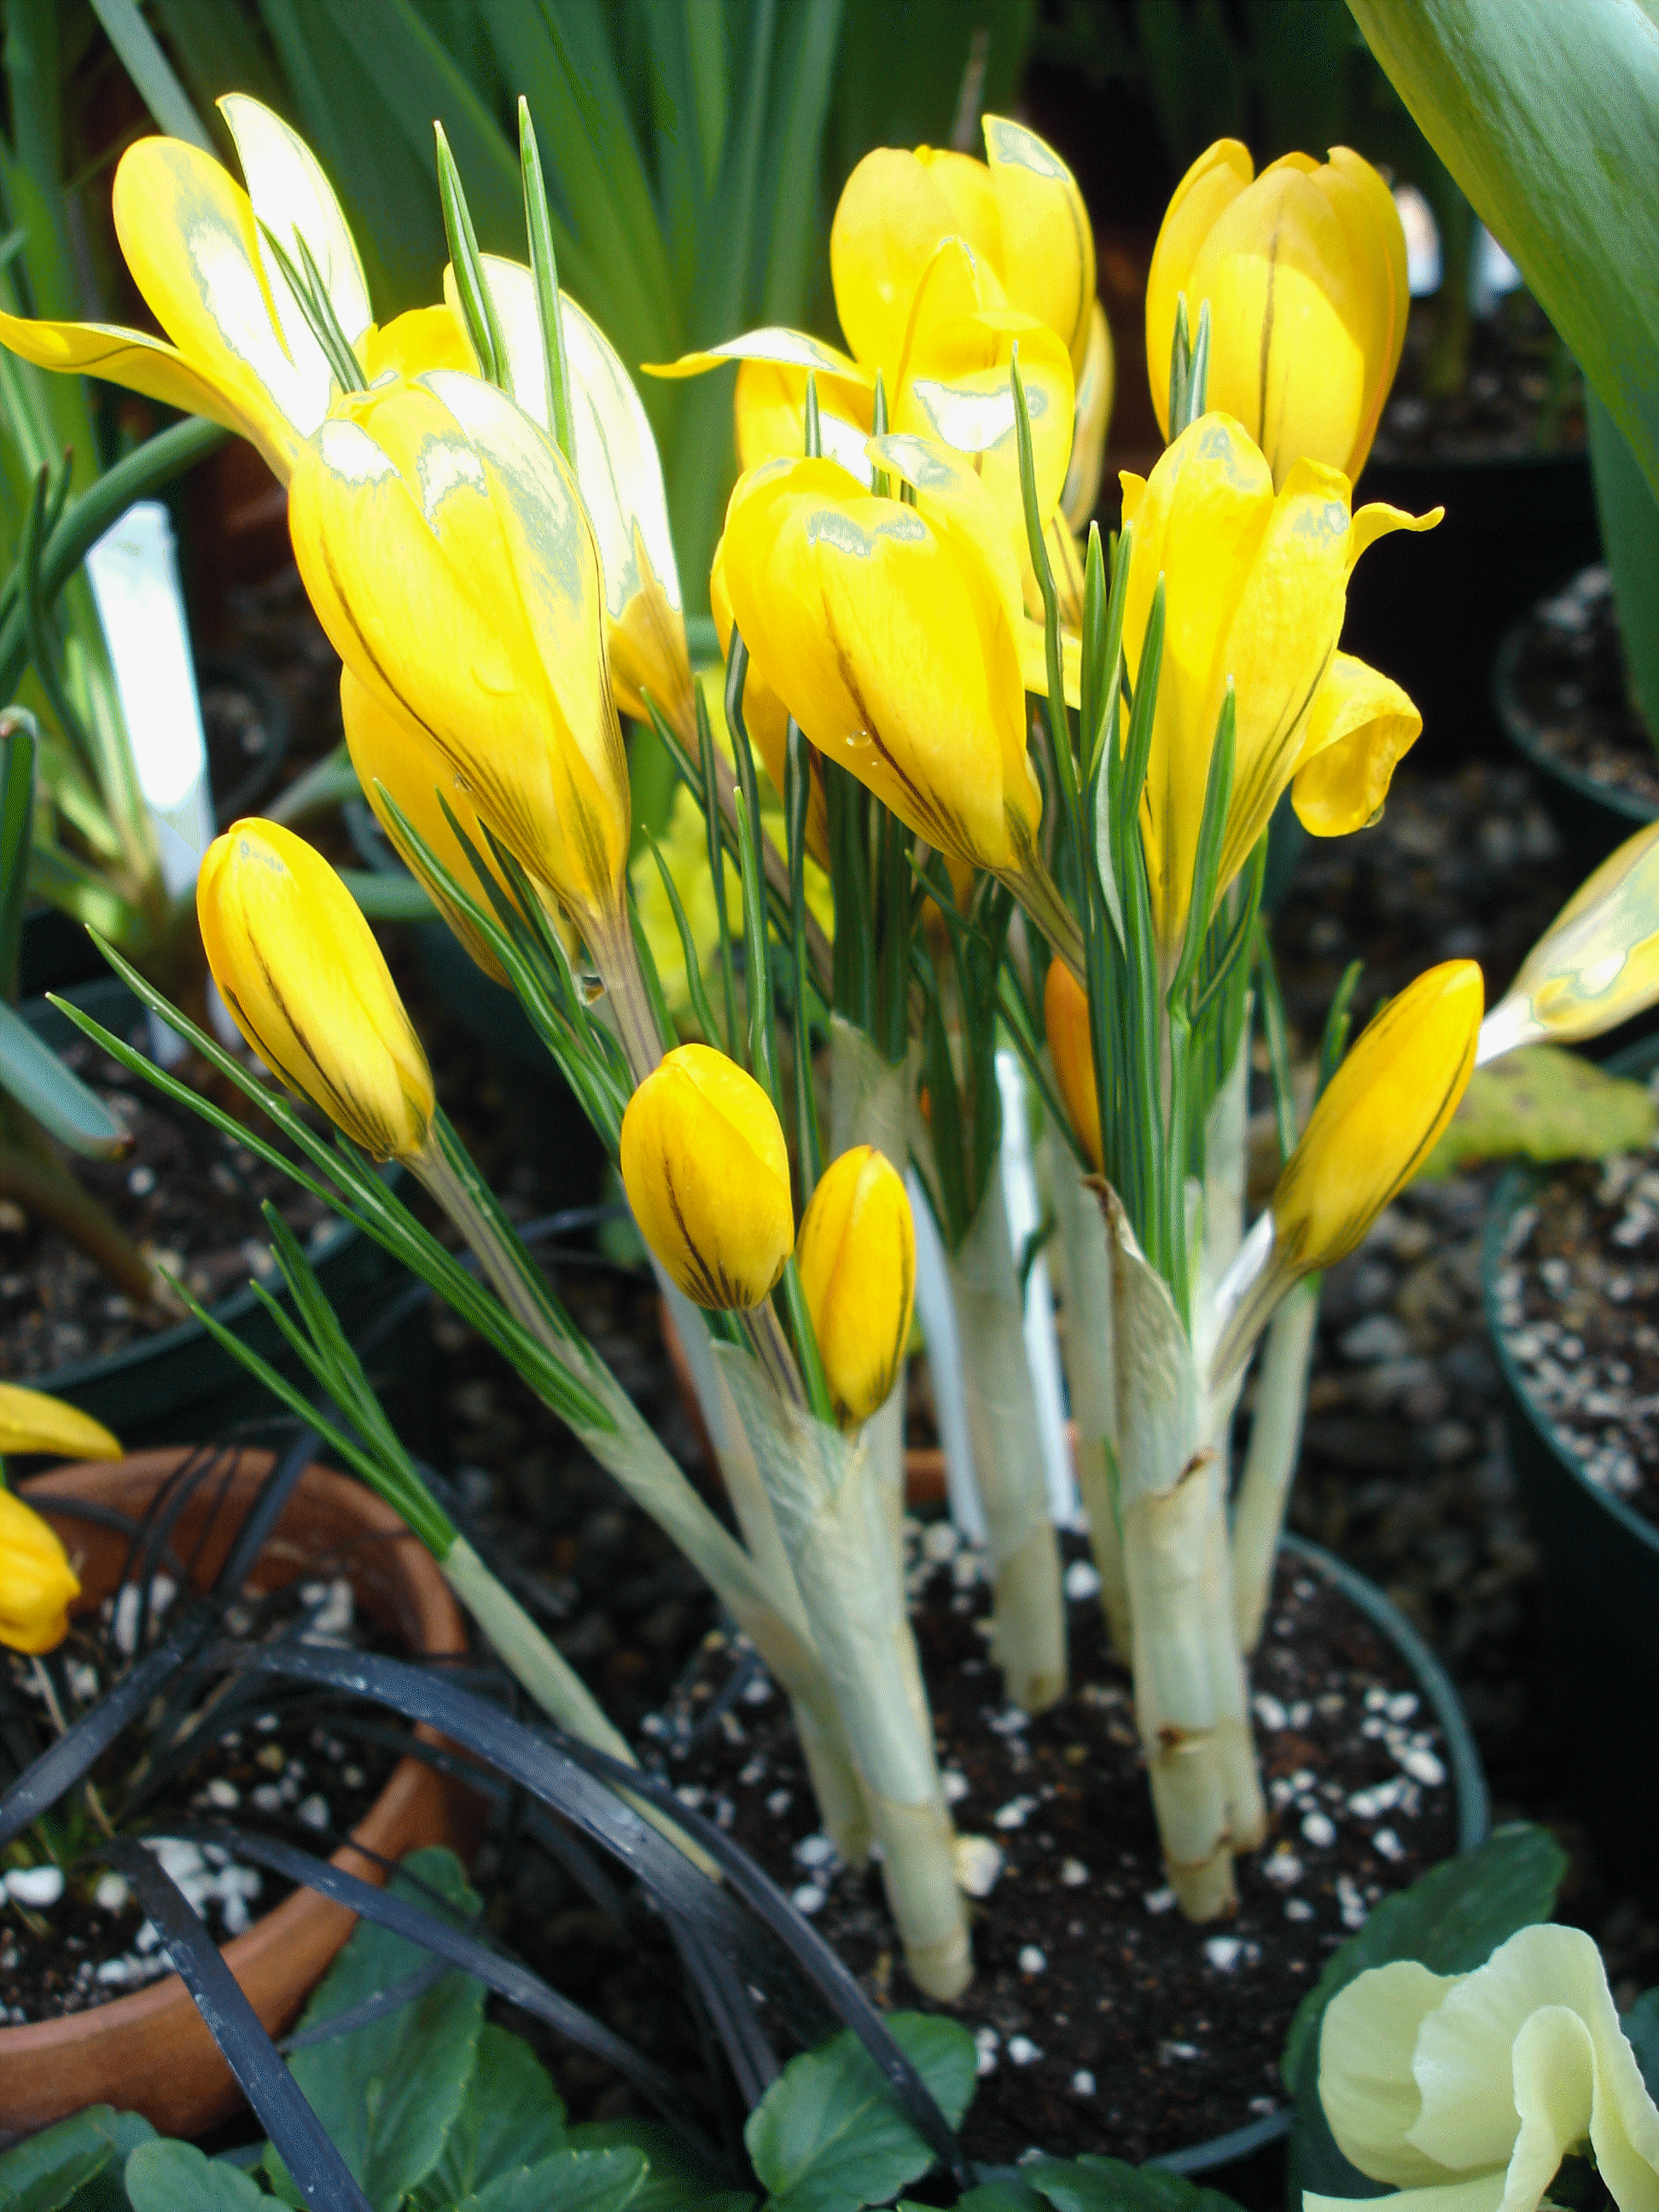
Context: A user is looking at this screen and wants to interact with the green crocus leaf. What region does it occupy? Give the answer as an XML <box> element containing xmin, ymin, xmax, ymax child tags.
<box><xmin>745</xmin><ymin>2011</ymin><xmax>975</xmax><ymax>2212</ymax></box>
<box><xmin>1284</xmin><ymin>1822</ymin><xmax>1567</xmax><ymax>2202</ymax></box>
<box><xmin>1422</xmin><ymin>1043</ymin><xmax>1656</xmax><ymax>1175</ymax></box>
<box><xmin>1346</xmin><ymin>0</ymin><xmax>1659</xmax><ymax>501</ymax></box>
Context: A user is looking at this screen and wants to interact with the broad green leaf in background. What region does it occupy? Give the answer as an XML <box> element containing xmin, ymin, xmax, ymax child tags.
<box><xmin>905</xmin><ymin>2185</ymin><xmax>1049</xmax><ymax>2212</ymax></box>
<box><xmin>0</xmin><ymin>2106</ymin><xmax>154</xmax><ymax>2212</ymax></box>
<box><xmin>1018</xmin><ymin>2160</ymin><xmax>1247</xmax><ymax>2212</ymax></box>
<box><xmin>1422</xmin><ymin>1042</ymin><xmax>1657</xmax><ymax>1175</ymax></box>
<box><xmin>1284</xmin><ymin>1822</ymin><xmax>1568</xmax><ymax>2203</ymax></box>
<box><xmin>744</xmin><ymin>2011</ymin><xmax>976</xmax><ymax>2212</ymax></box>
<box><xmin>1345</xmin><ymin>0</ymin><xmax>1659</xmax><ymax>500</ymax></box>
<box><xmin>454</xmin><ymin>2146</ymin><xmax>647</xmax><ymax>2212</ymax></box>
<box><xmin>86</xmin><ymin>0</ymin><xmax>214</xmax><ymax>152</ymax></box>
<box><xmin>0</xmin><ymin>1000</ymin><xmax>130</xmax><ymax>1157</ymax></box>
<box><xmin>416</xmin><ymin>2024</ymin><xmax>568</xmax><ymax>2209</ymax></box>
<box><xmin>1626</xmin><ymin>1988</ymin><xmax>1659</xmax><ymax>2104</ymax></box>
<box><xmin>563</xmin><ymin>2122</ymin><xmax>748</xmax><ymax>2212</ymax></box>
<box><xmin>274</xmin><ymin>1847</ymin><xmax>486</xmax><ymax>2212</ymax></box>
<box><xmin>123</xmin><ymin>2141</ymin><xmax>266</xmax><ymax>2212</ymax></box>
<box><xmin>1587</xmin><ymin>388</ymin><xmax>1659</xmax><ymax>747</ymax></box>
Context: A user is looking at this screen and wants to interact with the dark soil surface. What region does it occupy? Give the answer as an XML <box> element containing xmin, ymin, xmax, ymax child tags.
<box><xmin>1491</xmin><ymin>1061</ymin><xmax>1659</xmax><ymax>1529</ymax></box>
<box><xmin>1505</xmin><ymin>566</ymin><xmax>1659</xmax><ymax>814</ymax></box>
<box><xmin>1371</xmin><ymin>289</ymin><xmax>1583</xmax><ymax>466</ymax></box>
<box><xmin>654</xmin><ymin>1540</ymin><xmax>1458</xmax><ymax>2168</ymax></box>
<box><xmin>0</xmin><ymin>1574</ymin><xmax>403</xmax><ymax>2023</ymax></box>
<box><xmin>0</xmin><ymin>1018</ymin><xmax>334</xmax><ymax>1380</ymax></box>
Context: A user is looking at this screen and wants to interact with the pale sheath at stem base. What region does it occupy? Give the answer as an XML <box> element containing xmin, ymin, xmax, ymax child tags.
<box><xmin>1231</xmin><ymin>1278</ymin><xmax>1320</xmax><ymax>1654</ymax></box>
<box><xmin>945</xmin><ymin>1157</ymin><xmax>1068</xmax><ymax>1715</ymax></box>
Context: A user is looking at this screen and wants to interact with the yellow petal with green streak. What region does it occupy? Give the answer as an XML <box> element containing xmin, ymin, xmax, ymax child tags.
<box><xmin>1292</xmin><ymin>651</ymin><xmax>1422</xmax><ymax>835</ymax></box>
<box><xmin>114</xmin><ymin>134</ymin><xmax>327</xmax><ymax>476</ymax></box>
<box><xmin>982</xmin><ymin>114</ymin><xmax>1096</xmax><ymax>375</ymax></box>
<box><xmin>219</xmin><ymin>92</ymin><xmax>371</xmax><ymax>359</ymax></box>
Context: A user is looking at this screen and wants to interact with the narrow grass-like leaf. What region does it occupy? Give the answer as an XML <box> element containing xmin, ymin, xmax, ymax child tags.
<box><xmin>518</xmin><ymin>98</ymin><xmax>575</xmax><ymax>464</ymax></box>
<box><xmin>435</xmin><ymin>120</ymin><xmax>509</xmax><ymax>390</ymax></box>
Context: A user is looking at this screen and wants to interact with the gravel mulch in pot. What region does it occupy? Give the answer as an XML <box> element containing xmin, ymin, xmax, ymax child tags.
<box><xmin>1505</xmin><ymin>566</ymin><xmax>1659</xmax><ymax>815</ymax></box>
<box><xmin>649</xmin><ymin>1537</ymin><xmax>1459</xmax><ymax>2169</ymax></box>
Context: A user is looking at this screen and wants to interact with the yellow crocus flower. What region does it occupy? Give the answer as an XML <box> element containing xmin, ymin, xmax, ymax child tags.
<box><xmin>620</xmin><ymin>1045</ymin><xmax>795</xmax><ymax>1310</ymax></box>
<box><xmin>1147</xmin><ymin>141</ymin><xmax>1408</xmax><ymax>489</ymax></box>
<box><xmin>288</xmin><ymin>371</ymin><xmax>630</xmax><ymax>946</ymax></box>
<box><xmin>0</xmin><ymin>1386</ymin><xmax>119</xmax><ymax>1463</ymax></box>
<box><xmin>648</xmin><ymin>116</ymin><xmax>1090</xmax><ymax>558</ymax></box>
<box><xmin>1480</xmin><ymin>818</ymin><xmax>1659</xmax><ymax>1062</ymax></box>
<box><xmin>0</xmin><ymin>1485</ymin><xmax>82</xmax><ymax>1655</ymax></box>
<box><xmin>796</xmin><ymin>1146</ymin><xmax>917</xmax><ymax>1428</ymax></box>
<box><xmin>0</xmin><ymin>96</ymin><xmax>469</xmax><ymax>484</ymax></box>
<box><xmin>198</xmin><ymin>819</ymin><xmax>435</xmax><ymax>1163</ymax></box>
<box><xmin>719</xmin><ymin>446</ymin><xmax>1040</xmax><ymax>880</ymax></box>
<box><xmin>1119</xmin><ymin>411</ymin><xmax>1438</xmax><ymax>961</ymax></box>
<box><xmin>709</xmin><ymin>535</ymin><xmax>830</xmax><ymax>870</ymax></box>
<box><xmin>1272</xmin><ymin>961</ymin><xmax>1482</xmax><ymax>1278</ymax></box>
<box><xmin>339</xmin><ymin>667</ymin><xmax>529</xmax><ymax>988</ymax></box>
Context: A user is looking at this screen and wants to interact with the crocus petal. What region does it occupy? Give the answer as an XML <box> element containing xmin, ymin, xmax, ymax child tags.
<box><xmin>0</xmin><ymin>1384</ymin><xmax>119</xmax><ymax>1461</ymax></box>
<box><xmin>1146</xmin><ymin>139</ymin><xmax>1254</xmax><ymax>439</ymax></box>
<box><xmin>219</xmin><ymin>92</ymin><xmax>371</xmax><ymax>360</ymax></box>
<box><xmin>1318</xmin><ymin>1959</ymin><xmax>1464</xmax><ymax>2187</ymax></box>
<box><xmin>114</xmin><ymin>134</ymin><xmax>329</xmax><ymax>475</ymax></box>
<box><xmin>1321</xmin><ymin>147</ymin><xmax>1410</xmax><ymax>479</ymax></box>
<box><xmin>0</xmin><ymin>311</ymin><xmax>251</xmax><ymax>442</ymax></box>
<box><xmin>982</xmin><ymin>114</ymin><xmax>1096</xmax><ymax>376</ymax></box>
<box><xmin>1348</xmin><ymin>498</ymin><xmax>1444</xmax><ymax>569</ymax></box>
<box><xmin>1303</xmin><ymin>2175</ymin><xmax>1507</xmax><ymax>2212</ymax></box>
<box><xmin>710</xmin><ymin>532</ymin><xmax>830</xmax><ymax>869</ymax></box>
<box><xmin>1293</xmin><ymin>652</ymin><xmax>1422</xmax><ymax>836</ymax></box>
<box><xmin>734</xmin><ymin>356</ymin><xmax>876</xmax><ymax>477</ymax></box>
<box><xmin>643</xmin><ymin>326</ymin><xmax>872</xmax><ymax>391</ymax></box>
<box><xmin>1062</xmin><ymin>299</ymin><xmax>1115</xmax><ymax>529</ymax></box>
<box><xmin>916</xmin><ymin>147</ymin><xmax>1004</xmax><ymax>265</ymax></box>
<box><xmin>831</xmin><ymin>146</ymin><xmax>998</xmax><ymax>372</ymax></box>
<box><xmin>358</xmin><ymin>306</ymin><xmax>475</xmax><ymax>385</ymax></box>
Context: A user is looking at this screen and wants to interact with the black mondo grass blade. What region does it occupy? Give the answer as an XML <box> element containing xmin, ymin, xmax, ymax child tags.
<box><xmin>203</xmin><ymin>1642</ymin><xmax>970</xmax><ymax>2188</ymax></box>
<box><xmin>101</xmin><ymin>1837</ymin><xmax>373</xmax><ymax>2212</ymax></box>
<box><xmin>171</xmin><ymin>1823</ymin><xmax>699</xmax><ymax>2133</ymax></box>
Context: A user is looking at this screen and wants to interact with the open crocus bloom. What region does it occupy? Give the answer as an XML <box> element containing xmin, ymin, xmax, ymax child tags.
<box><xmin>1311</xmin><ymin>1924</ymin><xmax>1659</xmax><ymax>2212</ymax></box>
<box><xmin>0</xmin><ymin>96</ymin><xmax>470</xmax><ymax>482</ymax></box>
<box><xmin>0</xmin><ymin>1485</ymin><xmax>82</xmax><ymax>1656</ymax></box>
<box><xmin>1148</xmin><ymin>140</ymin><xmax>1408</xmax><ymax>489</ymax></box>
<box><xmin>1118</xmin><ymin>410</ymin><xmax>1439</xmax><ymax>960</ymax></box>
<box><xmin>648</xmin><ymin>116</ymin><xmax>1086</xmax><ymax>566</ymax></box>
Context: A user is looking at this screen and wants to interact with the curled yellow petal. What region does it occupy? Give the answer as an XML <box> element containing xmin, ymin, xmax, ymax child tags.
<box><xmin>1292</xmin><ymin>652</ymin><xmax>1422</xmax><ymax>836</ymax></box>
<box><xmin>0</xmin><ymin>1386</ymin><xmax>119</xmax><ymax>1462</ymax></box>
<box><xmin>0</xmin><ymin>1486</ymin><xmax>81</xmax><ymax>1655</ymax></box>
<box><xmin>620</xmin><ymin>1044</ymin><xmax>795</xmax><ymax>1309</ymax></box>
<box><xmin>0</xmin><ymin>311</ymin><xmax>253</xmax><ymax>444</ymax></box>
<box><xmin>797</xmin><ymin>1145</ymin><xmax>917</xmax><ymax>1426</ymax></box>
<box><xmin>982</xmin><ymin>114</ymin><xmax>1096</xmax><ymax>376</ymax></box>
<box><xmin>198</xmin><ymin>818</ymin><xmax>435</xmax><ymax>1161</ymax></box>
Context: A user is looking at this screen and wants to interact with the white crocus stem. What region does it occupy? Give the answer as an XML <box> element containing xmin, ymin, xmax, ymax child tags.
<box><xmin>830</xmin><ymin>1016</ymin><xmax>916</xmax><ymax>1564</ymax></box>
<box><xmin>1045</xmin><ymin>1126</ymin><xmax>1132</xmax><ymax>1658</ymax></box>
<box><xmin>1231</xmin><ymin>1277</ymin><xmax>1321</xmax><ymax>1653</ymax></box>
<box><xmin>719</xmin><ymin>1345</ymin><xmax>971</xmax><ymax>2001</ymax></box>
<box><xmin>415</xmin><ymin>1140</ymin><xmax>870</xmax><ymax>1863</ymax></box>
<box><xmin>441</xmin><ymin>1535</ymin><xmax>716</xmax><ymax>1877</ymax></box>
<box><xmin>945</xmin><ymin>1160</ymin><xmax>1068</xmax><ymax>1714</ymax></box>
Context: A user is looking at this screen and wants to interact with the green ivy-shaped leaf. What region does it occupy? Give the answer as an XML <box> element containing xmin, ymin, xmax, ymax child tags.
<box><xmin>415</xmin><ymin>2024</ymin><xmax>566</xmax><ymax>2207</ymax></box>
<box><xmin>563</xmin><ymin>2121</ymin><xmax>749</xmax><ymax>2212</ymax></box>
<box><xmin>1019</xmin><ymin>2156</ymin><xmax>1247</xmax><ymax>2212</ymax></box>
<box><xmin>745</xmin><ymin>2012</ymin><xmax>975</xmax><ymax>2212</ymax></box>
<box><xmin>123</xmin><ymin>2142</ymin><xmax>266</xmax><ymax>2212</ymax></box>
<box><xmin>0</xmin><ymin>2106</ymin><xmax>153</xmax><ymax>2212</ymax></box>
<box><xmin>455</xmin><ymin>2145</ymin><xmax>646</xmax><ymax>2212</ymax></box>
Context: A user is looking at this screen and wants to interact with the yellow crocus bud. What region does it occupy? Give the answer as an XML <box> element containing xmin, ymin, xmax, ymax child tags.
<box><xmin>1147</xmin><ymin>141</ymin><xmax>1408</xmax><ymax>489</ymax></box>
<box><xmin>288</xmin><ymin>370</ymin><xmax>630</xmax><ymax>942</ymax></box>
<box><xmin>340</xmin><ymin>667</ymin><xmax>524</xmax><ymax>987</ymax></box>
<box><xmin>1044</xmin><ymin>958</ymin><xmax>1102</xmax><ymax>1173</ymax></box>
<box><xmin>0</xmin><ymin>1385</ymin><xmax>119</xmax><ymax>1462</ymax></box>
<box><xmin>0</xmin><ymin>1486</ymin><xmax>81</xmax><ymax>1654</ymax></box>
<box><xmin>1120</xmin><ymin>413</ymin><xmax>1437</xmax><ymax>961</ymax></box>
<box><xmin>719</xmin><ymin>450</ymin><xmax>1043</xmax><ymax>879</ymax></box>
<box><xmin>1272</xmin><ymin>961</ymin><xmax>1483</xmax><ymax>1277</ymax></box>
<box><xmin>198</xmin><ymin>820</ymin><xmax>435</xmax><ymax>1162</ymax></box>
<box><xmin>620</xmin><ymin>1045</ymin><xmax>795</xmax><ymax>1310</ymax></box>
<box><xmin>796</xmin><ymin>1146</ymin><xmax>917</xmax><ymax>1427</ymax></box>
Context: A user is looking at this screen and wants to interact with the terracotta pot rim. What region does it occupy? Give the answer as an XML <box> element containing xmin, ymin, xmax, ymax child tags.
<box><xmin>1</xmin><ymin>1449</ymin><xmax>466</xmax><ymax>2064</ymax></box>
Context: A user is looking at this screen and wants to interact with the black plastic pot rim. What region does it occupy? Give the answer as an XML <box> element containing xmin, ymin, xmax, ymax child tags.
<box><xmin>1493</xmin><ymin>620</ymin><xmax>1659</xmax><ymax>829</ymax></box>
<box><xmin>1481</xmin><ymin>1033</ymin><xmax>1659</xmax><ymax>1564</ymax></box>
<box><xmin>1365</xmin><ymin>446</ymin><xmax>1588</xmax><ymax>483</ymax></box>
<box><xmin>975</xmin><ymin>1528</ymin><xmax>1489</xmax><ymax>2186</ymax></box>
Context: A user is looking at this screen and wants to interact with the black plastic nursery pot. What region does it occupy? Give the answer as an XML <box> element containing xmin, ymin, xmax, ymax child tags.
<box><xmin>15</xmin><ymin>977</ymin><xmax>423</xmax><ymax>1450</ymax></box>
<box><xmin>1341</xmin><ymin>449</ymin><xmax>1598</xmax><ymax>765</ymax></box>
<box><xmin>1493</xmin><ymin>620</ymin><xmax>1659</xmax><ymax>877</ymax></box>
<box><xmin>1483</xmin><ymin>1034</ymin><xmax>1659</xmax><ymax>1898</ymax></box>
